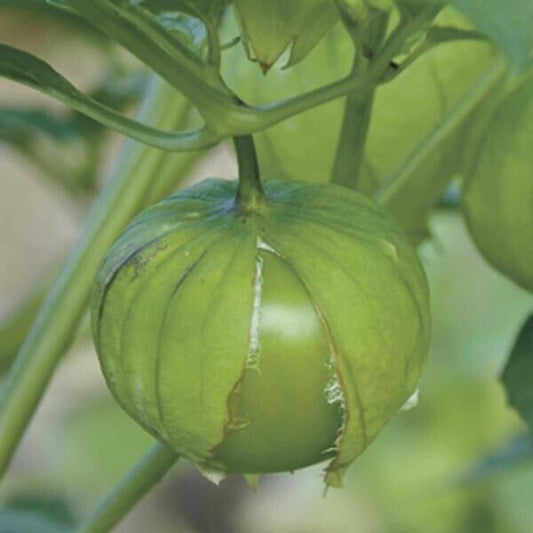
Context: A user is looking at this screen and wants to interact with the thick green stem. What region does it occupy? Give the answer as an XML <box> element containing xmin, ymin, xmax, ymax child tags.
<box><xmin>331</xmin><ymin>81</ymin><xmax>376</xmax><ymax>187</ymax></box>
<box><xmin>65</xmin><ymin>0</ymin><xmax>235</xmax><ymax>120</ymax></box>
<box><xmin>0</xmin><ymin>4</ymin><xmax>441</xmax><ymax>146</ymax></box>
<box><xmin>0</xmin><ymin>78</ymin><xmax>197</xmax><ymax>480</ymax></box>
<box><xmin>54</xmin><ymin>1</ymin><xmax>441</xmax><ymax>140</ymax></box>
<box><xmin>374</xmin><ymin>58</ymin><xmax>507</xmax><ymax>208</ymax></box>
<box><xmin>221</xmin><ymin>5</ymin><xmax>443</xmax><ymax>135</ymax></box>
<box><xmin>234</xmin><ymin>135</ymin><xmax>264</xmax><ymax>212</ymax></box>
<box><xmin>331</xmin><ymin>10</ymin><xmax>389</xmax><ymax>188</ymax></box>
<box><xmin>77</xmin><ymin>444</ymin><xmax>178</xmax><ymax>533</ymax></box>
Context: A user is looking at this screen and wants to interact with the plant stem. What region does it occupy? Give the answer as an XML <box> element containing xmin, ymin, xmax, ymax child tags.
<box><xmin>57</xmin><ymin>1</ymin><xmax>441</xmax><ymax>139</ymax></box>
<box><xmin>0</xmin><ymin>5</ymin><xmax>442</xmax><ymax>145</ymax></box>
<box><xmin>225</xmin><ymin>5</ymin><xmax>443</xmax><ymax>135</ymax></box>
<box><xmin>234</xmin><ymin>135</ymin><xmax>264</xmax><ymax>212</ymax></box>
<box><xmin>331</xmin><ymin>10</ymin><xmax>389</xmax><ymax>188</ymax></box>
<box><xmin>374</xmin><ymin>58</ymin><xmax>507</xmax><ymax>208</ymax></box>
<box><xmin>0</xmin><ymin>78</ymin><xmax>197</xmax><ymax>480</ymax></box>
<box><xmin>0</xmin><ymin>44</ymin><xmax>218</xmax><ymax>151</ymax></box>
<box><xmin>65</xmin><ymin>0</ymin><xmax>236</xmax><ymax>121</ymax></box>
<box><xmin>77</xmin><ymin>444</ymin><xmax>178</xmax><ymax>533</ymax></box>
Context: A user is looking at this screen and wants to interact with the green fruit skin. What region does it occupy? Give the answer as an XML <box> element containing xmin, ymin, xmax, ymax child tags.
<box><xmin>462</xmin><ymin>77</ymin><xmax>533</xmax><ymax>293</ymax></box>
<box><xmin>91</xmin><ymin>179</ymin><xmax>431</xmax><ymax>485</ymax></box>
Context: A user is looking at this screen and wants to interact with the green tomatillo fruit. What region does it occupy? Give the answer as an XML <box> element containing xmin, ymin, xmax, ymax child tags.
<box><xmin>91</xmin><ymin>178</ymin><xmax>431</xmax><ymax>487</ymax></box>
<box><xmin>462</xmin><ymin>75</ymin><xmax>533</xmax><ymax>293</ymax></box>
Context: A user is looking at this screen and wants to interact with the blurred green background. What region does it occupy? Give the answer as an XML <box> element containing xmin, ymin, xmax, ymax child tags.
<box><xmin>0</xmin><ymin>3</ymin><xmax>532</xmax><ymax>532</ymax></box>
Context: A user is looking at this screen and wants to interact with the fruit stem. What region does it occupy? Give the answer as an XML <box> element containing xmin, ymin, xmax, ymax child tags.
<box><xmin>76</xmin><ymin>444</ymin><xmax>179</xmax><ymax>533</ymax></box>
<box><xmin>234</xmin><ymin>135</ymin><xmax>265</xmax><ymax>213</ymax></box>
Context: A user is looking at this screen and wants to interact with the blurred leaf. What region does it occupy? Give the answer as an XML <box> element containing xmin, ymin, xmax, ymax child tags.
<box><xmin>1</xmin><ymin>0</ymin><xmax>106</xmax><ymax>39</ymax></box>
<box><xmin>0</xmin><ymin>511</ymin><xmax>72</xmax><ymax>533</ymax></box>
<box><xmin>0</xmin><ymin>70</ymin><xmax>146</xmax><ymax>197</ymax></box>
<box><xmin>0</xmin><ymin>281</ymin><xmax>48</xmax><ymax>375</ymax></box>
<box><xmin>502</xmin><ymin>315</ymin><xmax>533</xmax><ymax>430</ymax></box>
<box><xmin>0</xmin><ymin>44</ymin><xmax>193</xmax><ymax>148</ymax></box>
<box><xmin>0</xmin><ymin>495</ymin><xmax>75</xmax><ymax>533</ymax></box>
<box><xmin>59</xmin><ymin>399</ymin><xmax>156</xmax><ymax>493</ymax></box>
<box><xmin>454</xmin><ymin>434</ymin><xmax>533</xmax><ymax>486</ymax></box>
<box><xmin>0</xmin><ymin>43</ymin><xmax>117</xmax><ymax>122</ymax></box>
<box><xmin>0</xmin><ymin>109</ymin><xmax>80</xmax><ymax>143</ymax></box>
<box><xmin>233</xmin><ymin>0</ymin><xmax>338</xmax><ymax>72</ymax></box>
<box><xmin>450</xmin><ymin>0</ymin><xmax>533</xmax><ymax>72</ymax></box>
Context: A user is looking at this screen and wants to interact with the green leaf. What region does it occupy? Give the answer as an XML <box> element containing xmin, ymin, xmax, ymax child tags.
<box><xmin>0</xmin><ymin>71</ymin><xmax>146</xmax><ymax>197</ymax></box>
<box><xmin>0</xmin><ymin>109</ymin><xmax>79</xmax><ymax>144</ymax></box>
<box><xmin>450</xmin><ymin>0</ymin><xmax>533</xmax><ymax>72</ymax></box>
<box><xmin>0</xmin><ymin>44</ymin><xmax>214</xmax><ymax>150</ymax></box>
<box><xmin>59</xmin><ymin>400</ymin><xmax>156</xmax><ymax>492</ymax></box>
<box><xmin>0</xmin><ymin>510</ymin><xmax>72</xmax><ymax>533</ymax></box>
<box><xmin>233</xmin><ymin>0</ymin><xmax>338</xmax><ymax>72</ymax></box>
<box><xmin>0</xmin><ymin>496</ymin><xmax>75</xmax><ymax>533</ymax></box>
<box><xmin>501</xmin><ymin>314</ymin><xmax>533</xmax><ymax>430</ymax></box>
<box><xmin>0</xmin><ymin>280</ymin><xmax>48</xmax><ymax>375</ymax></box>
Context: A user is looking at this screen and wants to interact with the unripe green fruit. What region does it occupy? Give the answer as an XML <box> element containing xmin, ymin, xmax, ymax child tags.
<box><xmin>92</xmin><ymin>179</ymin><xmax>430</xmax><ymax>486</ymax></box>
<box><xmin>462</xmin><ymin>77</ymin><xmax>533</xmax><ymax>293</ymax></box>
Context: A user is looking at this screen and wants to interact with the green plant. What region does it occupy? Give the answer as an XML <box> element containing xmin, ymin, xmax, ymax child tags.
<box><xmin>0</xmin><ymin>0</ymin><xmax>532</xmax><ymax>531</ymax></box>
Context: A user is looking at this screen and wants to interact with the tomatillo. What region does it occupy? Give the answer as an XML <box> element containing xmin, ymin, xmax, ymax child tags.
<box><xmin>462</xmin><ymin>77</ymin><xmax>533</xmax><ymax>293</ymax></box>
<box><xmin>91</xmin><ymin>179</ymin><xmax>430</xmax><ymax>486</ymax></box>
